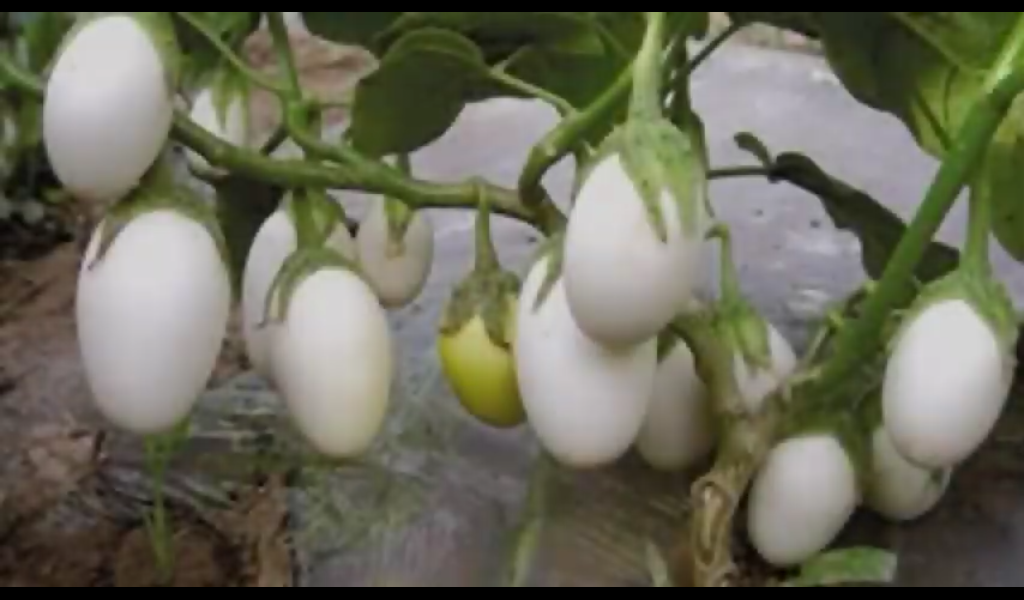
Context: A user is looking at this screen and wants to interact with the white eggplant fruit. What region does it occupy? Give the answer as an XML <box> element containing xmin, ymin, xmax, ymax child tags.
<box><xmin>563</xmin><ymin>152</ymin><xmax>707</xmax><ymax>348</ymax></box>
<box><xmin>635</xmin><ymin>340</ymin><xmax>715</xmax><ymax>471</ymax></box>
<box><xmin>883</xmin><ymin>298</ymin><xmax>1011</xmax><ymax>469</ymax></box>
<box><xmin>747</xmin><ymin>434</ymin><xmax>859</xmax><ymax>568</ymax></box>
<box><xmin>241</xmin><ymin>206</ymin><xmax>356</xmax><ymax>382</ymax></box>
<box><xmin>515</xmin><ymin>254</ymin><xmax>657</xmax><ymax>468</ymax></box>
<box><xmin>77</xmin><ymin>209</ymin><xmax>231</xmax><ymax>434</ymax></box>
<box><xmin>44</xmin><ymin>14</ymin><xmax>176</xmax><ymax>202</ymax></box>
<box><xmin>865</xmin><ymin>426</ymin><xmax>951</xmax><ymax>522</ymax></box>
<box><xmin>270</xmin><ymin>266</ymin><xmax>393</xmax><ymax>458</ymax></box>
<box><xmin>356</xmin><ymin>200</ymin><xmax>435</xmax><ymax>309</ymax></box>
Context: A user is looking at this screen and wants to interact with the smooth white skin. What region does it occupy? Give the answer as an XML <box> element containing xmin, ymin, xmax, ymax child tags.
<box><xmin>635</xmin><ymin>341</ymin><xmax>716</xmax><ymax>471</ymax></box>
<box><xmin>563</xmin><ymin>153</ymin><xmax>707</xmax><ymax>348</ymax></box>
<box><xmin>882</xmin><ymin>299</ymin><xmax>1009</xmax><ymax>469</ymax></box>
<box><xmin>270</xmin><ymin>268</ymin><xmax>392</xmax><ymax>458</ymax></box>
<box><xmin>515</xmin><ymin>256</ymin><xmax>657</xmax><ymax>469</ymax></box>
<box><xmin>241</xmin><ymin>206</ymin><xmax>356</xmax><ymax>382</ymax></box>
<box><xmin>733</xmin><ymin>323</ymin><xmax>798</xmax><ymax>414</ymax></box>
<box><xmin>747</xmin><ymin>434</ymin><xmax>859</xmax><ymax>568</ymax></box>
<box><xmin>866</xmin><ymin>426</ymin><xmax>951</xmax><ymax>522</ymax></box>
<box><xmin>43</xmin><ymin>15</ymin><xmax>173</xmax><ymax>202</ymax></box>
<box><xmin>356</xmin><ymin>201</ymin><xmax>435</xmax><ymax>309</ymax></box>
<box><xmin>186</xmin><ymin>88</ymin><xmax>249</xmax><ymax>171</ymax></box>
<box><xmin>77</xmin><ymin>210</ymin><xmax>231</xmax><ymax>435</ymax></box>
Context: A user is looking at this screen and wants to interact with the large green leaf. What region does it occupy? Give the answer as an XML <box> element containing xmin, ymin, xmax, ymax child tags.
<box><xmin>813</xmin><ymin>12</ymin><xmax>1024</xmax><ymax>262</ymax></box>
<box><xmin>348</xmin><ymin>28</ymin><xmax>494</xmax><ymax>157</ymax></box>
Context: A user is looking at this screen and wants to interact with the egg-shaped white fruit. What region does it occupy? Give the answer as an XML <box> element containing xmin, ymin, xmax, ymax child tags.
<box><xmin>186</xmin><ymin>87</ymin><xmax>249</xmax><ymax>171</ymax></box>
<box><xmin>44</xmin><ymin>15</ymin><xmax>174</xmax><ymax>202</ymax></box>
<box><xmin>515</xmin><ymin>255</ymin><xmax>658</xmax><ymax>468</ymax></box>
<box><xmin>270</xmin><ymin>267</ymin><xmax>392</xmax><ymax>458</ymax></box>
<box><xmin>563</xmin><ymin>152</ymin><xmax>707</xmax><ymax>348</ymax></box>
<box><xmin>865</xmin><ymin>426</ymin><xmax>951</xmax><ymax>522</ymax></box>
<box><xmin>748</xmin><ymin>434</ymin><xmax>859</xmax><ymax>568</ymax></box>
<box><xmin>77</xmin><ymin>209</ymin><xmax>231</xmax><ymax>435</ymax></box>
<box><xmin>356</xmin><ymin>201</ymin><xmax>434</xmax><ymax>309</ymax></box>
<box><xmin>241</xmin><ymin>206</ymin><xmax>356</xmax><ymax>383</ymax></box>
<box><xmin>733</xmin><ymin>322</ymin><xmax>798</xmax><ymax>414</ymax></box>
<box><xmin>883</xmin><ymin>299</ymin><xmax>1009</xmax><ymax>469</ymax></box>
<box><xmin>635</xmin><ymin>341</ymin><xmax>715</xmax><ymax>471</ymax></box>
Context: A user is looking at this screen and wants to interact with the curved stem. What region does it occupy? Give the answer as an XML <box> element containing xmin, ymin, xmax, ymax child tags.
<box><xmin>175</xmin><ymin>12</ymin><xmax>288</xmax><ymax>95</ymax></box>
<box><xmin>474</xmin><ymin>184</ymin><xmax>499</xmax><ymax>272</ymax></box>
<box><xmin>489</xmin><ymin>68</ymin><xmax>576</xmax><ymax>116</ymax></box>
<box><xmin>518</xmin><ymin>64</ymin><xmax>634</xmax><ymax>206</ymax></box>
<box><xmin>706</xmin><ymin>224</ymin><xmax>743</xmax><ymax>309</ymax></box>
<box><xmin>708</xmin><ymin>166</ymin><xmax>773</xmax><ymax>180</ymax></box>
<box><xmin>684</xmin><ymin>22</ymin><xmax>743</xmax><ymax>78</ymax></box>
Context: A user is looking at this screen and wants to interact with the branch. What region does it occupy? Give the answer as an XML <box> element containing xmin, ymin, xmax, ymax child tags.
<box><xmin>489</xmin><ymin>68</ymin><xmax>576</xmax><ymax>116</ymax></box>
<box><xmin>0</xmin><ymin>51</ymin><xmax>564</xmax><ymax>234</ymax></box>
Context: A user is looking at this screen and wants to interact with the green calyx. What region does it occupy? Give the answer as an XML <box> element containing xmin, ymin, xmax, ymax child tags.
<box><xmin>715</xmin><ymin>303</ymin><xmax>774</xmax><ymax>374</ymax></box>
<box><xmin>526</xmin><ymin>230</ymin><xmax>565</xmax><ymax>314</ymax></box>
<box><xmin>891</xmin><ymin>266</ymin><xmax>1019</xmax><ymax>354</ymax></box>
<box><xmin>208</xmin><ymin>65</ymin><xmax>250</xmax><ymax>139</ymax></box>
<box><xmin>261</xmin><ymin>245</ymin><xmax>362</xmax><ymax>327</ymax></box>
<box><xmin>383</xmin><ymin>195</ymin><xmax>415</xmax><ymax>255</ymax></box>
<box><xmin>656</xmin><ymin>329</ymin><xmax>681</xmax><ymax>363</ymax></box>
<box><xmin>781</xmin><ymin>400</ymin><xmax>873</xmax><ymax>497</ymax></box>
<box><xmin>612</xmin><ymin>115</ymin><xmax>709</xmax><ymax>245</ymax></box>
<box><xmin>89</xmin><ymin>156</ymin><xmax>233</xmax><ymax>294</ymax></box>
<box><xmin>439</xmin><ymin>268</ymin><xmax>520</xmax><ymax>351</ymax></box>
<box><xmin>285</xmin><ymin>188</ymin><xmax>347</xmax><ymax>250</ymax></box>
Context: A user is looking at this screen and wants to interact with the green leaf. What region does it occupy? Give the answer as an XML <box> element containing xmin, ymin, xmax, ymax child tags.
<box><xmin>348</xmin><ymin>28</ymin><xmax>493</xmax><ymax>157</ymax></box>
<box><xmin>813</xmin><ymin>12</ymin><xmax>1024</xmax><ymax>263</ymax></box>
<box><xmin>378</xmin><ymin>12</ymin><xmax>602</xmax><ymax>64</ymax></box>
<box><xmin>301</xmin><ymin>12</ymin><xmax>404</xmax><ymax>54</ymax></box>
<box><xmin>783</xmin><ymin>547</ymin><xmax>898</xmax><ymax>588</ymax></box>
<box><xmin>771</xmin><ymin>151</ymin><xmax>960</xmax><ymax>285</ymax></box>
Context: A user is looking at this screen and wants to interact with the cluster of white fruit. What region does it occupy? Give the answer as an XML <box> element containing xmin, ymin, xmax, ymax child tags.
<box><xmin>46</xmin><ymin>13</ymin><xmax>435</xmax><ymax>460</ymax></box>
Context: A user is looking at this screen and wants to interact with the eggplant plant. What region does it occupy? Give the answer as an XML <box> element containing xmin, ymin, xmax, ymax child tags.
<box><xmin>2</xmin><ymin>11</ymin><xmax>1024</xmax><ymax>587</ymax></box>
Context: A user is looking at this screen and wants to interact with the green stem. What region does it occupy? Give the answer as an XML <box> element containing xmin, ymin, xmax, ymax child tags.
<box><xmin>518</xmin><ymin>64</ymin><xmax>634</xmax><ymax>206</ymax></box>
<box><xmin>684</xmin><ymin>22</ymin><xmax>743</xmax><ymax>78</ymax></box>
<box><xmin>630</xmin><ymin>12</ymin><xmax>668</xmax><ymax>122</ymax></box>
<box><xmin>144</xmin><ymin>436</ymin><xmax>175</xmax><ymax>586</ymax></box>
<box><xmin>474</xmin><ymin>183</ymin><xmax>499</xmax><ymax>272</ymax></box>
<box><xmin>964</xmin><ymin>169</ymin><xmax>993</xmax><ymax>275</ymax></box>
<box><xmin>266</xmin><ymin>12</ymin><xmax>302</xmax><ymax>99</ymax></box>
<box><xmin>807</xmin><ymin>67</ymin><xmax>1024</xmax><ymax>398</ymax></box>
<box><xmin>984</xmin><ymin>15</ymin><xmax>1024</xmax><ymax>95</ymax></box>
<box><xmin>174</xmin><ymin>12</ymin><xmax>288</xmax><ymax>95</ymax></box>
<box><xmin>503</xmin><ymin>452</ymin><xmax>552</xmax><ymax>587</ymax></box>
<box><xmin>706</xmin><ymin>223</ymin><xmax>743</xmax><ymax>308</ymax></box>
<box><xmin>708</xmin><ymin>166</ymin><xmax>773</xmax><ymax>180</ymax></box>
<box><xmin>490</xmin><ymin>68</ymin><xmax>576</xmax><ymax>116</ymax></box>
<box><xmin>0</xmin><ymin>48</ymin><xmax>565</xmax><ymax>234</ymax></box>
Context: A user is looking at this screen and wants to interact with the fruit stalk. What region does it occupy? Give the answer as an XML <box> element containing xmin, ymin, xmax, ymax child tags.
<box><xmin>630</xmin><ymin>12</ymin><xmax>668</xmax><ymax>123</ymax></box>
<box><xmin>964</xmin><ymin>169</ymin><xmax>994</xmax><ymax>276</ymax></box>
